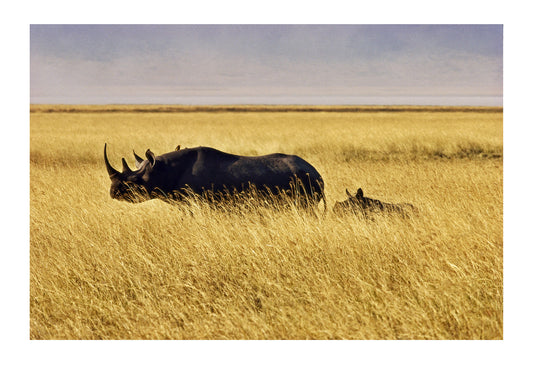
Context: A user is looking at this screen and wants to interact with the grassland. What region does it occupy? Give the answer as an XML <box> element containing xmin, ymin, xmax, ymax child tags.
<box><xmin>30</xmin><ymin>105</ymin><xmax>503</xmax><ymax>339</ymax></box>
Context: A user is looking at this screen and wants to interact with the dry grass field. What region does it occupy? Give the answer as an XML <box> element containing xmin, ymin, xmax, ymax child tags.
<box><xmin>30</xmin><ymin>105</ymin><xmax>503</xmax><ymax>339</ymax></box>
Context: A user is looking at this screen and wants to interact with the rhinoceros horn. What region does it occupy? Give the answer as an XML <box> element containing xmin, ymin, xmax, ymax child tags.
<box><xmin>121</xmin><ymin>158</ymin><xmax>132</xmax><ymax>173</ymax></box>
<box><xmin>104</xmin><ymin>143</ymin><xmax>120</xmax><ymax>178</ymax></box>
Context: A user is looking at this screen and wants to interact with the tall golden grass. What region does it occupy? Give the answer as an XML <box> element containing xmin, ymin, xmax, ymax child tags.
<box><xmin>30</xmin><ymin>106</ymin><xmax>502</xmax><ymax>339</ymax></box>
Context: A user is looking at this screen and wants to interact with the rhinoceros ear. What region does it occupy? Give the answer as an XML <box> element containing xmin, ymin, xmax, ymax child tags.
<box><xmin>356</xmin><ymin>188</ymin><xmax>364</xmax><ymax>198</ymax></box>
<box><xmin>133</xmin><ymin>150</ymin><xmax>144</xmax><ymax>168</ymax></box>
<box><xmin>146</xmin><ymin>149</ymin><xmax>156</xmax><ymax>167</ymax></box>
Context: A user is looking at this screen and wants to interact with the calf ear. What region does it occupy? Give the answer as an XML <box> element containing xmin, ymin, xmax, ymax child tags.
<box><xmin>356</xmin><ymin>188</ymin><xmax>364</xmax><ymax>198</ymax></box>
<box><xmin>146</xmin><ymin>149</ymin><xmax>156</xmax><ymax>167</ymax></box>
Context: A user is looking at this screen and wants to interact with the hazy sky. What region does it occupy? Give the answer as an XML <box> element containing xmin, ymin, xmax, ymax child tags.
<box><xmin>30</xmin><ymin>24</ymin><xmax>503</xmax><ymax>105</ymax></box>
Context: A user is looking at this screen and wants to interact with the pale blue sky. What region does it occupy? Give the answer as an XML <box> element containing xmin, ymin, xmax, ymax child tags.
<box><xmin>30</xmin><ymin>25</ymin><xmax>503</xmax><ymax>105</ymax></box>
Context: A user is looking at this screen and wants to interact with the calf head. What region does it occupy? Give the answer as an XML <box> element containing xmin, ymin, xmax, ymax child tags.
<box><xmin>334</xmin><ymin>188</ymin><xmax>385</xmax><ymax>213</ymax></box>
<box><xmin>334</xmin><ymin>187</ymin><xmax>416</xmax><ymax>217</ymax></box>
<box><xmin>348</xmin><ymin>188</ymin><xmax>386</xmax><ymax>210</ymax></box>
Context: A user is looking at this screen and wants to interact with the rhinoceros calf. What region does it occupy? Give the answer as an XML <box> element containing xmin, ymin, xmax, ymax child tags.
<box><xmin>104</xmin><ymin>144</ymin><xmax>325</xmax><ymax>207</ymax></box>
<box><xmin>333</xmin><ymin>188</ymin><xmax>416</xmax><ymax>217</ymax></box>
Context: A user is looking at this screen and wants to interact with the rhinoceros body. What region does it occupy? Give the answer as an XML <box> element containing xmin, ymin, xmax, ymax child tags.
<box><xmin>104</xmin><ymin>144</ymin><xmax>325</xmax><ymax>207</ymax></box>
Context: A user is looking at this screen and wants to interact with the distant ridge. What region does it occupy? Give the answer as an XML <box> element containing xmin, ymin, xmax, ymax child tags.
<box><xmin>30</xmin><ymin>104</ymin><xmax>503</xmax><ymax>113</ymax></box>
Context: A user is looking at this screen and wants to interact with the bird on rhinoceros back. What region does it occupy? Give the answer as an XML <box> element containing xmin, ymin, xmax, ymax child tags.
<box><xmin>104</xmin><ymin>144</ymin><xmax>325</xmax><ymax>207</ymax></box>
<box><xmin>333</xmin><ymin>187</ymin><xmax>416</xmax><ymax>217</ymax></box>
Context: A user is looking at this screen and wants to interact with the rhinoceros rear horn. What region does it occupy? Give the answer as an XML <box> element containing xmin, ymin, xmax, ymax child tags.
<box><xmin>104</xmin><ymin>143</ymin><xmax>120</xmax><ymax>178</ymax></box>
<box><xmin>121</xmin><ymin>158</ymin><xmax>132</xmax><ymax>173</ymax></box>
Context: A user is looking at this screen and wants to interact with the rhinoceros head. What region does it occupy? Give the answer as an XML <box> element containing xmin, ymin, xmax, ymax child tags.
<box><xmin>104</xmin><ymin>143</ymin><xmax>157</xmax><ymax>202</ymax></box>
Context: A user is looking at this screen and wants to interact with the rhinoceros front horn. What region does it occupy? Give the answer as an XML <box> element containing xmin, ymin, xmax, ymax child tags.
<box><xmin>104</xmin><ymin>143</ymin><xmax>120</xmax><ymax>178</ymax></box>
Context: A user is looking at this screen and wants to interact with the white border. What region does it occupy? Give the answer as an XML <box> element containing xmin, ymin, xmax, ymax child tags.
<box><xmin>4</xmin><ymin>1</ymin><xmax>531</xmax><ymax>376</ymax></box>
